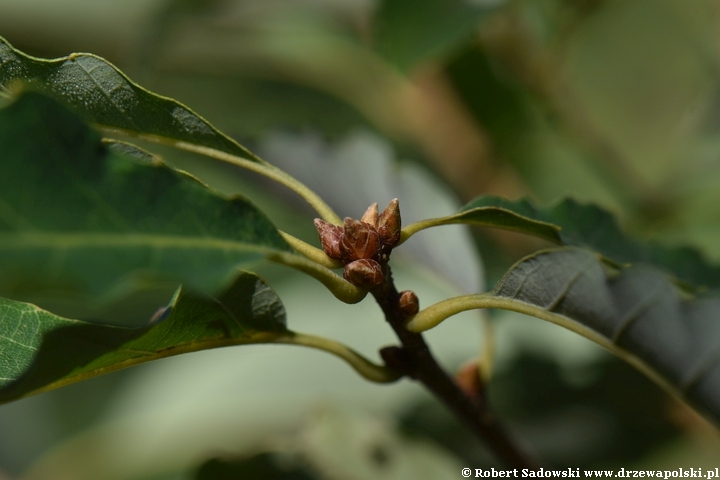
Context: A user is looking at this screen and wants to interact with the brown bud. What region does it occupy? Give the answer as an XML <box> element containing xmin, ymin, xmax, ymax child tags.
<box><xmin>380</xmin><ymin>346</ymin><xmax>412</xmax><ymax>375</ymax></box>
<box><xmin>360</xmin><ymin>202</ymin><xmax>379</xmax><ymax>226</ymax></box>
<box><xmin>314</xmin><ymin>219</ymin><xmax>343</xmax><ymax>260</ymax></box>
<box><xmin>455</xmin><ymin>360</ymin><xmax>483</xmax><ymax>402</ymax></box>
<box><xmin>377</xmin><ymin>198</ymin><xmax>401</xmax><ymax>247</ymax></box>
<box><xmin>398</xmin><ymin>290</ymin><xmax>419</xmax><ymax>316</ymax></box>
<box><xmin>341</xmin><ymin>218</ymin><xmax>382</xmax><ymax>262</ymax></box>
<box><xmin>343</xmin><ymin>259</ymin><xmax>384</xmax><ymax>289</ymax></box>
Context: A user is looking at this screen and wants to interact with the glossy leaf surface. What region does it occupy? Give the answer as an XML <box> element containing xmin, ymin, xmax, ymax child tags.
<box><xmin>459</xmin><ymin>196</ymin><xmax>720</xmax><ymax>289</ymax></box>
<box><xmin>0</xmin><ymin>92</ymin><xmax>289</xmax><ymax>302</ymax></box>
<box><xmin>0</xmin><ymin>36</ymin><xmax>258</xmax><ymax>161</ymax></box>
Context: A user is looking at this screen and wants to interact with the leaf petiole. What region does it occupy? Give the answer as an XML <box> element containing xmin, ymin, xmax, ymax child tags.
<box><xmin>279</xmin><ymin>231</ymin><xmax>342</xmax><ymax>269</ymax></box>
<box><xmin>274</xmin><ymin>332</ymin><xmax>401</xmax><ymax>383</ymax></box>
<box><xmin>269</xmin><ymin>251</ymin><xmax>366</xmax><ymax>304</ymax></box>
<box><xmin>398</xmin><ymin>208</ymin><xmax>561</xmax><ymax>246</ymax></box>
<box><xmin>406</xmin><ymin>292</ymin><xmax>683</xmax><ymax>410</ymax></box>
<box><xmin>98</xmin><ymin>127</ymin><xmax>343</xmax><ymax>226</ymax></box>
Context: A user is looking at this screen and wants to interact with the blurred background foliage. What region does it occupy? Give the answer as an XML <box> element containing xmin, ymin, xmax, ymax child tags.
<box><xmin>1</xmin><ymin>0</ymin><xmax>720</xmax><ymax>478</ymax></box>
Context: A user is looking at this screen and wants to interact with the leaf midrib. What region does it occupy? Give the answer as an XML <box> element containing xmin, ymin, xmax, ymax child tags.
<box><xmin>0</xmin><ymin>232</ymin><xmax>283</xmax><ymax>253</ymax></box>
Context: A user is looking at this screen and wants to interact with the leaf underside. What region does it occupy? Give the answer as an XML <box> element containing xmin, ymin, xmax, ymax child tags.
<box><xmin>429</xmin><ymin>203</ymin><xmax>563</xmax><ymax>245</ymax></box>
<box><xmin>0</xmin><ymin>36</ymin><xmax>258</xmax><ymax>161</ymax></box>
<box><xmin>0</xmin><ymin>92</ymin><xmax>289</xmax><ymax>304</ymax></box>
<box><xmin>0</xmin><ymin>272</ymin><xmax>287</xmax><ymax>404</ymax></box>
<box><xmin>490</xmin><ymin>248</ymin><xmax>720</xmax><ymax>425</ymax></box>
<box><xmin>461</xmin><ymin>196</ymin><xmax>720</xmax><ymax>290</ymax></box>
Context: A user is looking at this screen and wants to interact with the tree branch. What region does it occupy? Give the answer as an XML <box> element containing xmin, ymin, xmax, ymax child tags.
<box><xmin>372</xmin><ymin>264</ymin><xmax>543</xmax><ymax>469</ymax></box>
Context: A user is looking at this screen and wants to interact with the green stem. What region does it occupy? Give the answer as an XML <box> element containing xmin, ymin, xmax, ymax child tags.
<box><xmin>371</xmin><ymin>265</ymin><xmax>542</xmax><ymax>468</ymax></box>
<box><xmin>407</xmin><ymin>293</ymin><xmax>607</xmax><ymax>339</ymax></box>
<box><xmin>177</xmin><ymin>143</ymin><xmax>342</xmax><ymax>224</ymax></box>
<box><xmin>16</xmin><ymin>330</ymin><xmax>398</xmax><ymax>402</ymax></box>
<box><xmin>269</xmin><ymin>251</ymin><xmax>367</xmax><ymax>304</ymax></box>
<box><xmin>398</xmin><ymin>212</ymin><xmax>561</xmax><ymax>247</ymax></box>
<box><xmin>280</xmin><ymin>231</ymin><xmax>342</xmax><ymax>269</ymax></box>
<box><xmin>98</xmin><ymin>128</ymin><xmax>343</xmax><ymax>225</ymax></box>
<box><xmin>275</xmin><ymin>332</ymin><xmax>401</xmax><ymax>383</ymax></box>
<box><xmin>477</xmin><ymin>314</ymin><xmax>495</xmax><ymax>383</ymax></box>
<box><xmin>398</xmin><ymin>218</ymin><xmax>448</xmax><ymax>245</ymax></box>
<box><xmin>406</xmin><ymin>293</ymin><xmax>683</xmax><ymax>407</ymax></box>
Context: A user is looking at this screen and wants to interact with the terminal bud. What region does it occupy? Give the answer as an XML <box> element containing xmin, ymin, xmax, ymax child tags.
<box><xmin>360</xmin><ymin>202</ymin><xmax>379</xmax><ymax>226</ymax></box>
<box><xmin>341</xmin><ymin>218</ymin><xmax>382</xmax><ymax>262</ymax></box>
<box><xmin>377</xmin><ymin>198</ymin><xmax>401</xmax><ymax>247</ymax></box>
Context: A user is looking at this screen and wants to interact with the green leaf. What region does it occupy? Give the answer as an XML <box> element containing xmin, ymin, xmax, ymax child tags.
<box><xmin>400</xmin><ymin>197</ymin><xmax>562</xmax><ymax>245</ymax></box>
<box><xmin>372</xmin><ymin>0</ymin><xmax>497</xmax><ymax>71</ymax></box>
<box><xmin>462</xmin><ymin>196</ymin><xmax>720</xmax><ymax>290</ymax></box>
<box><xmin>103</xmin><ymin>138</ymin><xmax>158</xmax><ymax>163</ymax></box>
<box><xmin>0</xmin><ymin>36</ymin><xmax>259</xmax><ymax>162</ymax></box>
<box><xmin>0</xmin><ymin>91</ymin><xmax>290</xmax><ymax>302</ymax></box>
<box><xmin>0</xmin><ymin>272</ymin><xmax>287</xmax><ymax>404</ymax></box>
<box><xmin>408</xmin><ymin>248</ymin><xmax>720</xmax><ymax>425</ymax></box>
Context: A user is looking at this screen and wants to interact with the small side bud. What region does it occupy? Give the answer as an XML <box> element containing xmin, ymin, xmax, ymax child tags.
<box><xmin>343</xmin><ymin>259</ymin><xmax>384</xmax><ymax>289</ymax></box>
<box><xmin>341</xmin><ymin>218</ymin><xmax>382</xmax><ymax>262</ymax></box>
<box><xmin>380</xmin><ymin>346</ymin><xmax>412</xmax><ymax>376</ymax></box>
<box><xmin>455</xmin><ymin>360</ymin><xmax>484</xmax><ymax>402</ymax></box>
<box><xmin>360</xmin><ymin>202</ymin><xmax>379</xmax><ymax>226</ymax></box>
<box><xmin>398</xmin><ymin>290</ymin><xmax>419</xmax><ymax>316</ymax></box>
<box><xmin>314</xmin><ymin>219</ymin><xmax>343</xmax><ymax>260</ymax></box>
<box><xmin>377</xmin><ymin>198</ymin><xmax>401</xmax><ymax>247</ymax></box>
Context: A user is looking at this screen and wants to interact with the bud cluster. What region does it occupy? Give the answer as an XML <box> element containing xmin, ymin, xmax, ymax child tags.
<box><xmin>314</xmin><ymin>199</ymin><xmax>401</xmax><ymax>289</ymax></box>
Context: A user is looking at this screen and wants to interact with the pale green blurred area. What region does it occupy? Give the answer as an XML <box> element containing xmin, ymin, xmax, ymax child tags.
<box><xmin>2</xmin><ymin>0</ymin><xmax>720</xmax><ymax>478</ymax></box>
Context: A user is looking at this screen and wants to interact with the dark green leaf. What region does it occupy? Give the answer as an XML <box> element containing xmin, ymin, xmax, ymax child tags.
<box><xmin>103</xmin><ymin>139</ymin><xmax>157</xmax><ymax>163</ymax></box>
<box><xmin>488</xmin><ymin>249</ymin><xmax>720</xmax><ymax>425</ymax></box>
<box><xmin>372</xmin><ymin>0</ymin><xmax>497</xmax><ymax>71</ymax></box>
<box><xmin>195</xmin><ymin>453</ymin><xmax>319</xmax><ymax>480</ymax></box>
<box><xmin>401</xmin><ymin>198</ymin><xmax>561</xmax><ymax>245</ymax></box>
<box><xmin>0</xmin><ymin>36</ymin><xmax>259</xmax><ymax>162</ymax></box>
<box><xmin>462</xmin><ymin>196</ymin><xmax>720</xmax><ymax>289</ymax></box>
<box><xmin>445</xmin><ymin>44</ymin><xmax>532</xmax><ymax>152</ymax></box>
<box><xmin>0</xmin><ymin>92</ymin><xmax>290</xmax><ymax>303</ymax></box>
<box><xmin>0</xmin><ymin>272</ymin><xmax>287</xmax><ymax>404</ymax></box>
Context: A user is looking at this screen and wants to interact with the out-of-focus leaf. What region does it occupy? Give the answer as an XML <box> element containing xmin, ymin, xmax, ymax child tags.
<box><xmin>0</xmin><ymin>36</ymin><xmax>259</xmax><ymax>162</ymax></box>
<box><xmin>195</xmin><ymin>453</ymin><xmax>319</xmax><ymax>480</ymax></box>
<box><xmin>0</xmin><ymin>92</ymin><xmax>289</xmax><ymax>303</ymax></box>
<box><xmin>461</xmin><ymin>196</ymin><xmax>720</xmax><ymax>290</ymax></box>
<box><xmin>401</xmin><ymin>352</ymin><xmax>681</xmax><ymax>469</ymax></box>
<box><xmin>294</xmin><ymin>407</ymin><xmax>464</xmax><ymax>479</ymax></box>
<box><xmin>372</xmin><ymin>0</ymin><xmax>499</xmax><ymax>71</ymax></box>
<box><xmin>411</xmin><ymin>248</ymin><xmax>720</xmax><ymax>425</ymax></box>
<box><xmin>445</xmin><ymin>43</ymin><xmax>622</xmax><ymax>206</ymax></box>
<box><xmin>445</xmin><ymin>44</ymin><xmax>531</xmax><ymax>148</ymax></box>
<box><xmin>0</xmin><ymin>272</ymin><xmax>286</xmax><ymax>404</ymax></box>
<box><xmin>259</xmin><ymin>130</ymin><xmax>485</xmax><ymax>294</ymax></box>
<box><xmin>154</xmin><ymin>75</ymin><xmax>372</xmax><ymax>140</ymax></box>
<box><xmin>194</xmin><ymin>406</ymin><xmax>465</xmax><ymax>479</ymax></box>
